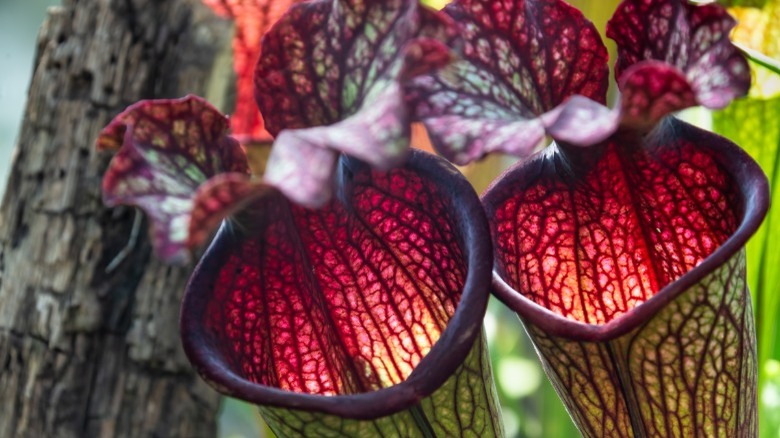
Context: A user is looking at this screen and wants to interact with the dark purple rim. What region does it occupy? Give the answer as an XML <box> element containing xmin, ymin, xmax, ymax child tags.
<box><xmin>180</xmin><ymin>148</ymin><xmax>493</xmax><ymax>419</ymax></box>
<box><xmin>484</xmin><ymin>118</ymin><xmax>770</xmax><ymax>342</ymax></box>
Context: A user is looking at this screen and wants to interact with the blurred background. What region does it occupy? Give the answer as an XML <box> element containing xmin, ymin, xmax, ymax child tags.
<box><xmin>0</xmin><ymin>0</ymin><xmax>59</xmax><ymax>194</ymax></box>
<box><xmin>2</xmin><ymin>0</ymin><xmax>778</xmax><ymax>437</ymax></box>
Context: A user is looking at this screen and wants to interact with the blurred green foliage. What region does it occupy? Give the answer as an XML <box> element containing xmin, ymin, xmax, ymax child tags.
<box><xmin>710</xmin><ymin>2</ymin><xmax>780</xmax><ymax>436</ymax></box>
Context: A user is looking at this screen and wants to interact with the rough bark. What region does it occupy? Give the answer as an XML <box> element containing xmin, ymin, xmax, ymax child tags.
<box><xmin>0</xmin><ymin>1</ymin><xmax>233</xmax><ymax>436</ymax></box>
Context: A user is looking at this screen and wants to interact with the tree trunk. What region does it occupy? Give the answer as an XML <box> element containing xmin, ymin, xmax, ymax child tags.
<box><xmin>0</xmin><ymin>1</ymin><xmax>233</xmax><ymax>436</ymax></box>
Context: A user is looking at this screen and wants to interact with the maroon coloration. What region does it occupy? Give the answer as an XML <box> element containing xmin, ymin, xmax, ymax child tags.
<box><xmin>189</xmin><ymin>174</ymin><xmax>269</xmax><ymax>252</ymax></box>
<box><xmin>607</xmin><ymin>0</ymin><xmax>750</xmax><ymax>110</ymax></box>
<box><xmin>253</xmin><ymin>0</ymin><xmax>455</xmax><ymax>207</ymax></box>
<box><xmin>406</xmin><ymin>0</ymin><xmax>609</xmax><ymax>164</ymax></box>
<box><xmin>461</xmin><ymin>1</ymin><xmax>760</xmax><ymax>434</ymax></box>
<box><xmin>181</xmin><ymin>150</ymin><xmax>492</xmax><ymax>418</ymax></box>
<box><xmin>98</xmin><ymin>95</ymin><xmax>252</xmax><ymax>263</ymax></box>
<box><xmin>484</xmin><ymin>119</ymin><xmax>767</xmax><ymax>436</ymax></box>
<box><xmin>441</xmin><ymin>0</ymin><xmax>609</xmax><ymax>107</ymax></box>
<box><xmin>399</xmin><ymin>38</ymin><xmax>454</xmax><ymax>82</ymax></box>
<box><xmin>408</xmin><ymin>0</ymin><xmax>752</xmax><ymax>166</ymax></box>
<box><xmin>255</xmin><ymin>0</ymin><xmax>453</xmax><ymax>134</ymax></box>
<box><xmin>618</xmin><ymin>61</ymin><xmax>697</xmax><ymax>129</ymax></box>
<box><xmin>487</xmin><ymin>121</ymin><xmax>744</xmax><ymax>327</ymax></box>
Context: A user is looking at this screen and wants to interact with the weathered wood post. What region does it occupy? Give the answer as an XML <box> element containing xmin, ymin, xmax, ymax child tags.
<box><xmin>0</xmin><ymin>1</ymin><xmax>234</xmax><ymax>436</ymax></box>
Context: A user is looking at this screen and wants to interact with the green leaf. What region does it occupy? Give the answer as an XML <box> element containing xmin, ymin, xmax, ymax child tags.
<box><xmin>714</xmin><ymin>96</ymin><xmax>780</xmax><ymax>355</ymax></box>
<box><xmin>712</xmin><ymin>2</ymin><xmax>780</xmax><ymax>436</ymax></box>
<box><xmin>737</xmin><ymin>43</ymin><xmax>780</xmax><ymax>77</ymax></box>
<box><xmin>714</xmin><ymin>94</ymin><xmax>780</xmax><ymax>438</ymax></box>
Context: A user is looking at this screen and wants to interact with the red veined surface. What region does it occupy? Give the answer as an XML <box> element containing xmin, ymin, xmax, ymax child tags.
<box><xmin>253</xmin><ymin>0</ymin><xmax>454</xmax><ymax>206</ymax></box>
<box><xmin>203</xmin><ymin>163</ymin><xmax>467</xmax><ymax>394</ymax></box>
<box><xmin>407</xmin><ymin>0</ymin><xmax>609</xmax><ymax>164</ymax></box>
<box><xmin>487</xmin><ymin>126</ymin><xmax>739</xmax><ymax>324</ymax></box>
<box><xmin>97</xmin><ymin>95</ymin><xmax>250</xmax><ymax>263</ymax></box>
<box><xmin>484</xmin><ymin>120</ymin><xmax>766</xmax><ymax>437</ymax></box>
<box><xmin>181</xmin><ymin>151</ymin><xmax>501</xmax><ymax>434</ymax></box>
<box><xmin>607</xmin><ymin>0</ymin><xmax>749</xmax><ymax>109</ymax></box>
<box><xmin>255</xmin><ymin>0</ymin><xmax>452</xmax><ymax>134</ymax></box>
